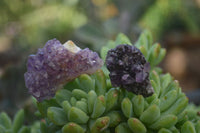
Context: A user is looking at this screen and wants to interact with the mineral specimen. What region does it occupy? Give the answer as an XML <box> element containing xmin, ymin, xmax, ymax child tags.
<box><xmin>24</xmin><ymin>39</ymin><xmax>103</xmax><ymax>101</ymax></box>
<box><xmin>105</xmin><ymin>44</ymin><xmax>154</xmax><ymax>97</ymax></box>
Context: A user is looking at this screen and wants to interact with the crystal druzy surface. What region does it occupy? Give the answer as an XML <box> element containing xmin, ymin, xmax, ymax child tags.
<box><xmin>106</xmin><ymin>44</ymin><xmax>154</xmax><ymax>97</ymax></box>
<box><xmin>24</xmin><ymin>39</ymin><xmax>103</xmax><ymax>101</ymax></box>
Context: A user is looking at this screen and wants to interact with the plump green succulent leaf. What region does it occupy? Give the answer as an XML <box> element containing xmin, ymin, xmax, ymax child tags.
<box><xmin>12</xmin><ymin>109</ymin><xmax>24</xmax><ymax>133</ymax></box>
<box><xmin>106</xmin><ymin>111</ymin><xmax>122</xmax><ymax>127</ymax></box>
<box><xmin>121</xmin><ymin>98</ymin><xmax>133</xmax><ymax>118</ymax></box>
<box><xmin>146</xmin><ymin>93</ymin><xmax>157</xmax><ymax>104</ymax></box>
<box><xmin>147</xmin><ymin>43</ymin><xmax>161</xmax><ymax>64</ymax></box>
<box><xmin>151</xmin><ymin>80</ymin><xmax>160</xmax><ymax>96</ymax></box>
<box><xmin>47</xmin><ymin>107</ymin><xmax>68</xmax><ymax>125</ymax></box>
<box><xmin>70</xmin><ymin>97</ymin><xmax>77</xmax><ymax>106</ymax></box>
<box><xmin>91</xmin><ymin>95</ymin><xmax>106</xmax><ymax>118</ymax></box>
<box><xmin>115</xmin><ymin>123</ymin><xmax>132</xmax><ymax>133</ymax></box>
<box><xmin>150</xmin><ymin>71</ymin><xmax>160</xmax><ymax>90</ymax></box>
<box><xmin>77</xmin><ymin>74</ymin><xmax>95</xmax><ymax>92</ymax></box>
<box><xmin>128</xmin><ymin>118</ymin><xmax>147</xmax><ymax>133</ymax></box>
<box><xmin>162</xmin><ymin>93</ymin><xmax>188</xmax><ymax>116</ymax></box>
<box><xmin>154</xmin><ymin>48</ymin><xmax>166</xmax><ymax>66</ymax></box>
<box><xmin>160</xmin><ymin>80</ymin><xmax>179</xmax><ymax>98</ymax></box>
<box><xmin>62</xmin><ymin>101</ymin><xmax>72</xmax><ymax>115</ymax></box>
<box><xmin>150</xmin><ymin>98</ymin><xmax>160</xmax><ymax>107</ymax></box>
<box><xmin>160</xmin><ymin>90</ymin><xmax>178</xmax><ymax>112</ymax></box>
<box><xmin>0</xmin><ymin>112</ymin><xmax>12</xmax><ymax>129</ymax></box>
<box><xmin>144</xmin><ymin>30</ymin><xmax>153</xmax><ymax>47</ymax></box>
<box><xmin>105</xmin><ymin>88</ymin><xmax>119</xmax><ymax>112</ymax></box>
<box><xmin>140</xmin><ymin>104</ymin><xmax>160</xmax><ymax>124</ymax></box>
<box><xmin>132</xmin><ymin>95</ymin><xmax>145</xmax><ymax>117</ymax></box>
<box><xmin>139</xmin><ymin>45</ymin><xmax>148</xmax><ymax>58</ymax></box>
<box><xmin>62</xmin><ymin>122</ymin><xmax>84</xmax><ymax>133</ymax></box>
<box><xmin>68</xmin><ymin>107</ymin><xmax>89</xmax><ymax>124</ymax></box>
<box><xmin>115</xmin><ymin>33</ymin><xmax>132</xmax><ymax>46</ymax></box>
<box><xmin>106</xmin><ymin>80</ymin><xmax>112</xmax><ymax>89</ymax></box>
<box><xmin>181</xmin><ymin>121</ymin><xmax>196</xmax><ymax>133</ymax></box>
<box><xmin>149</xmin><ymin>114</ymin><xmax>178</xmax><ymax>130</ymax></box>
<box><xmin>88</xmin><ymin>90</ymin><xmax>98</xmax><ymax>114</ymax></box>
<box><xmin>90</xmin><ymin>116</ymin><xmax>110</xmax><ymax>133</ymax></box>
<box><xmin>91</xmin><ymin>70</ymin><xmax>107</xmax><ymax>95</ymax></box>
<box><xmin>55</xmin><ymin>89</ymin><xmax>72</xmax><ymax>105</ymax></box>
<box><xmin>72</xmin><ymin>89</ymin><xmax>88</xmax><ymax>100</ymax></box>
<box><xmin>135</xmin><ymin>30</ymin><xmax>166</xmax><ymax>68</ymax></box>
<box><xmin>135</xmin><ymin>31</ymin><xmax>149</xmax><ymax>50</ymax></box>
<box><xmin>75</xmin><ymin>101</ymin><xmax>88</xmax><ymax>114</ymax></box>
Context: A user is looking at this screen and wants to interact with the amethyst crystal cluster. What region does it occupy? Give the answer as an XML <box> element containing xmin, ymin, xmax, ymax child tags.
<box><xmin>24</xmin><ymin>39</ymin><xmax>103</xmax><ymax>101</ymax></box>
<box><xmin>106</xmin><ymin>44</ymin><xmax>154</xmax><ymax>97</ymax></box>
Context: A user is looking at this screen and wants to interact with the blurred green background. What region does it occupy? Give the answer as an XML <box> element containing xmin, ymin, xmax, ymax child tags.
<box><xmin>0</xmin><ymin>0</ymin><xmax>200</xmax><ymax>115</ymax></box>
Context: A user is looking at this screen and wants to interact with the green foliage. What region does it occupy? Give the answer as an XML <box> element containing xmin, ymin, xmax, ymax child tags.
<box><xmin>47</xmin><ymin>107</ymin><xmax>68</xmax><ymax>125</ymax></box>
<box><xmin>135</xmin><ymin>30</ymin><xmax>166</xmax><ymax>68</ymax></box>
<box><xmin>0</xmin><ymin>109</ymin><xmax>40</xmax><ymax>133</ymax></box>
<box><xmin>139</xmin><ymin>0</ymin><xmax>200</xmax><ymax>38</ymax></box>
<box><xmin>32</xmin><ymin>31</ymin><xmax>200</xmax><ymax>133</ymax></box>
<box><xmin>185</xmin><ymin>103</ymin><xmax>200</xmax><ymax>122</ymax></box>
<box><xmin>0</xmin><ymin>112</ymin><xmax>12</xmax><ymax>129</ymax></box>
<box><xmin>2</xmin><ymin>30</ymin><xmax>200</xmax><ymax>132</ymax></box>
<box><xmin>62</xmin><ymin>122</ymin><xmax>85</xmax><ymax>133</ymax></box>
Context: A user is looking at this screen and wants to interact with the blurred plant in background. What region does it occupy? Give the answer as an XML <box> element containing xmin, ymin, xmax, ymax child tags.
<box><xmin>0</xmin><ymin>0</ymin><xmax>199</xmax><ymax>117</ymax></box>
<box><xmin>0</xmin><ymin>0</ymin><xmax>88</xmax><ymax>114</ymax></box>
<box><xmin>140</xmin><ymin>0</ymin><xmax>200</xmax><ymax>38</ymax></box>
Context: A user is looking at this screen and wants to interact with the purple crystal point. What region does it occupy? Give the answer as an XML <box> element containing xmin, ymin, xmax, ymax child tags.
<box><xmin>105</xmin><ymin>44</ymin><xmax>154</xmax><ymax>97</ymax></box>
<box><xmin>24</xmin><ymin>39</ymin><xmax>103</xmax><ymax>101</ymax></box>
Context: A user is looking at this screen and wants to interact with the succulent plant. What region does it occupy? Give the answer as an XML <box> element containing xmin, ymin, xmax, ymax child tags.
<box><xmin>22</xmin><ymin>30</ymin><xmax>198</xmax><ymax>133</ymax></box>
<box><xmin>1</xmin><ymin>30</ymin><xmax>199</xmax><ymax>133</ymax></box>
<box><xmin>0</xmin><ymin>109</ymin><xmax>40</xmax><ymax>133</ymax></box>
<box><xmin>0</xmin><ymin>30</ymin><xmax>198</xmax><ymax>133</ymax></box>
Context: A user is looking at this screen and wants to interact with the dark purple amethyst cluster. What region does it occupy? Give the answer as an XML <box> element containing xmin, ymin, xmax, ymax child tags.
<box><xmin>24</xmin><ymin>39</ymin><xmax>103</xmax><ymax>101</ymax></box>
<box><xmin>106</xmin><ymin>44</ymin><xmax>154</xmax><ymax>97</ymax></box>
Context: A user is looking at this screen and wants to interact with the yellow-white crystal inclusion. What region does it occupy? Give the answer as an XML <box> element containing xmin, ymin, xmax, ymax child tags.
<box><xmin>63</xmin><ymin>40</ymin><xmax>81</xmax><ymax>53</ymax></box>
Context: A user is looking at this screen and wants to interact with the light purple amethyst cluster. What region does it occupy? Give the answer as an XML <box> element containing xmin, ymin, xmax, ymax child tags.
<box><xmin>24</xmin><ymin>39</ymin><xmax>103</xmax><ymax>101</ymax></box>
